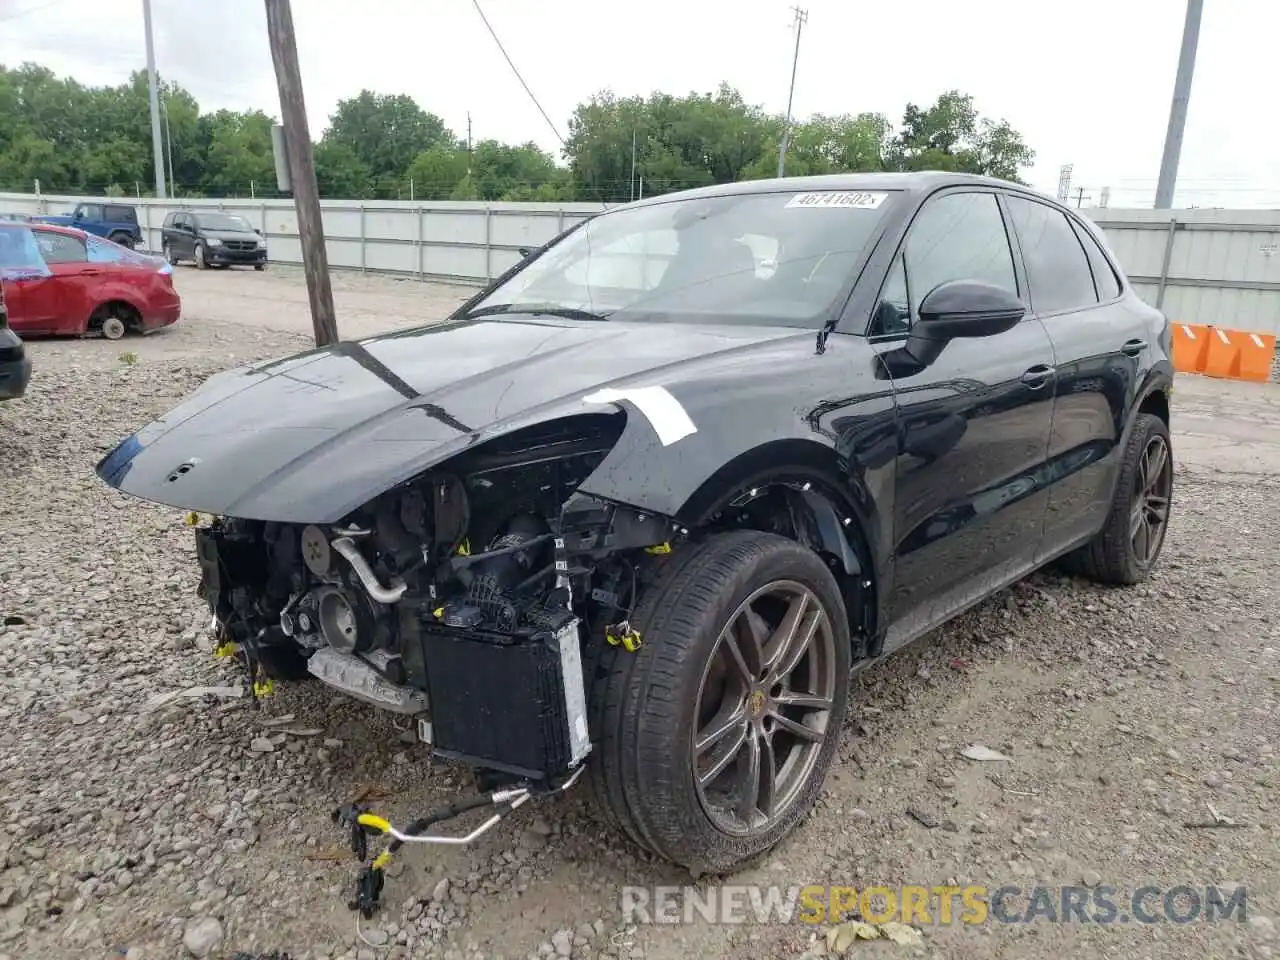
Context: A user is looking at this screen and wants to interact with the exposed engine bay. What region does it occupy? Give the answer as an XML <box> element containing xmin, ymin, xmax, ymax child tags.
<box><xmin>193</xmin><ymin>412</ymin><xmax>680</xmax><ymax>782</ymax></box>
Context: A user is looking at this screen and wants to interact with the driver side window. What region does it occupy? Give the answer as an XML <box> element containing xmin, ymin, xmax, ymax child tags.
<box><xmin>871</xmin><ymin>192</ymin><xmax>1019</xmax><ymax>336</ymax></box>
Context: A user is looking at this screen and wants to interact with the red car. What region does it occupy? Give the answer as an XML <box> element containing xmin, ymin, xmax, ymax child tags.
<box><xmin>0</xmin><ymin>223</ymin><xmax>181</xmax><ymax>339</ymax></box>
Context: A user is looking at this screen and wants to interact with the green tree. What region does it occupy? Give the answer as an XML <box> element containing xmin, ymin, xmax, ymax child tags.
<box><xmin>199</xmin><ymin>109</ymin><xmax>276</xmax><ymax>196</ymax></box>
<box><xmin>404</xmin><ymin>144</ymin><xmax>468</xmax><ymax>200</ymax></box>
<box><xmin>0</xmin><ymin>62</ymin><xmax>1036</xmax><ymax>204</ymax></box>
<box><xmin>320</xmin><ymin>91</ymin><xmax>453</xmax><ymax>196</ymax></box>
<box><xmin>313</xmin><ymin>140</ymin><xmax>373</xmax><ymax>199</ymax></box>
<box><xmin>564</xmin><ymin>84</ymin><xmax>772</xmax><ymax>202</ymax></box>
<box><xmin>885</xmin><ymin>89</ymin><xmax>1034</xmax><ymax>181</ymax></box>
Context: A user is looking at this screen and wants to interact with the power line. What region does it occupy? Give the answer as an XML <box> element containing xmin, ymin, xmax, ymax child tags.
<box><xmin>469</xmin><ymin>0</ymin><xmax>564</xmax><ymax>146</ymax></box>
<box><xmin>0</xmin><ymin>0</ymin><xmax>70</xmax><ymax>24</ymax></box>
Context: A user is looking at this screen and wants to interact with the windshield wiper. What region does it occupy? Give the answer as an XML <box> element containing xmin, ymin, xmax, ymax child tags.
<box><xmin>467</xmin><ymin>303</ymin><xmax>610</xmax><ymax>322</ymax></box>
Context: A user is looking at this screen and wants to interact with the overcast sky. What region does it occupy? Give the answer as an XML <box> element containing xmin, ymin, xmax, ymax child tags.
<box><xmin>1</xmin><ymin>0</ymin><xmax>1275</xmax><ymax>208</ymax></box>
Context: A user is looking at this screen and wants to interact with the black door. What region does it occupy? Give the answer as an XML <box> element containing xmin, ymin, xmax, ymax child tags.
<box><xmin>1001</xmin><ymin>196</ymin><xmax>1153</xmax><ymax>561</ymax></box>
<box><xmin>872</xmin><ymin>189</ymin><xmax>1056</xmax><ymax>651</ymax></box>
<box><xmin>176</xmin><ymin>214</ymin><xmax>197</xmax><ymax>258</ymax></box>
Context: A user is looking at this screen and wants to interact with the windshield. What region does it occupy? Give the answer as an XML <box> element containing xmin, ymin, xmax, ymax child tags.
<box><xmin>197</xmin><ymin>213</ymin><xmax>255</xmax><ymax>232</ymax></box>
<box><xmin>467</xmin><ymin>189</ymin><xmax>897</xmax><ymax>328</ymax></box>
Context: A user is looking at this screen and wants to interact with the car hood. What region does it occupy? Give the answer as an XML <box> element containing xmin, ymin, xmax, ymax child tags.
<box><xmin>202</xmin><ymin>230</ymin><xmax>260</xmax><ymax>242</ymax></box>
<box><xmin>96</xmin><ymin>314</ymin><xmax>813</xmax><ymax>522</ymax></box>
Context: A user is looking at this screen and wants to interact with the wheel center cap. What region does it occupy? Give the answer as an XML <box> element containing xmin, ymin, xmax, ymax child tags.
<box><xmin>747</xmin><ymin>688</ymin><xmax>767</xmax><ymax>718</ymax></box>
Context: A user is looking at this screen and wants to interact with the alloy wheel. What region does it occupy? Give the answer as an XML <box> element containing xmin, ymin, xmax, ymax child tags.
<box><xmin>1130</xmin><ymin>434</ymin><xmax>1172</xmax><ymax>565</ymax></box>
<box><xmin>691</xmin><ymin>580</ymin><xmax>838</xmax><ymax>836</ymax></box>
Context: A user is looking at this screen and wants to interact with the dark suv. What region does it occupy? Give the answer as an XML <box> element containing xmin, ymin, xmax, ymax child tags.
<box><xmin>97</xmin><ymin>173</ymin><xmax>1174</xmax><ymax>880</ymax></box>
<box><xmin>161</xmin><ymin>211</ymin><xmax>267</xmax><ymax>270</ymax></box>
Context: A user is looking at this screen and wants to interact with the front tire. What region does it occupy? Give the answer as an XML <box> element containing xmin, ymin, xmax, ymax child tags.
<box><xmin>1061</xmin><ymin>412</ymin><xmax>1173</xmax><ymax>584</ymax></box>
<box><xmin>194</xmin><ymin>242</ymin><xmax>208</xmax><ymax>269</ymax></box>
<box><xmin>588</xmin><ymin>530</ymin><xmax>851</xmax><ymax>875</ymax></box>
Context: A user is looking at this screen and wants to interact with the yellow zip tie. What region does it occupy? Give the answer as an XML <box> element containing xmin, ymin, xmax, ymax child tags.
<box><xmin>371</xmin><ymin>851</ymin><xmax>392</xmax><ymax>870</ymax></box>
<box><xmin>357</xmin><ymin>813</ymin><xmax>392</xmax><ymax>834</ymax></box>
<box><xmin>644</xmin><ymin>542</ymin><xmax>672</xmax><ymax>555</ymax></box>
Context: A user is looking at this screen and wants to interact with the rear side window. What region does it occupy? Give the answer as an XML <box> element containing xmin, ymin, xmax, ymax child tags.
<box><xmin>36</xmin><ymin>231</ymin><xmax>87</xmax><ymax>264</ymax></box>
<box><xmin>1005</xmin><ymin>196</ymin><xmax>1097</xmax><ymax>314</ymax></box>
<box><xmin>1070</xmin><ymin>219</ymin><xmax>1122</xmax><ymax>301</ymax></box>
<box><xmin>86</xmin><ymin>235</ymin><xmax>132</xmax><ymax>263</ymax></box>
<box><xmin>163</xmin><ymin>213</ymin><xmax>177</xmax><ymax>228</ymax></box>
<box><xmin>105</xmin><ymin>205</ymin><xmax>137</xmax><ymax>224</ymax></box>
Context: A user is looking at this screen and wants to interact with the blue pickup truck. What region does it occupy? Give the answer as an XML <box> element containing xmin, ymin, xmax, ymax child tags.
<box><xmin>31</xmin><ymin>202</ymin><xmax>144</xmax><ymax>249</ymax></box>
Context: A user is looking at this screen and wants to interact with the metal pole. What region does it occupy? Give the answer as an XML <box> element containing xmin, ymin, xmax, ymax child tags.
<box><xmin>777</xmin><ymin>6</ymin><xmax>807</xmax><ymax>178</ymax></box>
<box><xmin>1154</xmin><ymin>0</ymin><xmax>1203</xmax><ymax>209</ymax></box>
<box><xmin>142</xmin><ymin>0</ymin><xmax>166</xmax><ymax>199</ymax></box>
<box><xmin>162</xmin><ymin>98</ymin><xmax>175</xmax><ymax>196</ymax></box>
<box><xmin>265</xmin><ymin>0</ymin><xmax>338</xmax><ymax>346</ymax></box>
<box><xmin>630</xmin><ymin>128</ymin><xmax>637</xmax><ymax>202</ymax></box>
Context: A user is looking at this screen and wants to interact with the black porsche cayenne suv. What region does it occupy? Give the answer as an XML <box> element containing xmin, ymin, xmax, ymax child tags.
<box><xmin>98</xmin><ymin>172</ymin><xmax>1173</xmax><ymax>879</ymax></box>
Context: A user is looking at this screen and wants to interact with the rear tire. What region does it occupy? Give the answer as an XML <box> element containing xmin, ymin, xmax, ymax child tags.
<box><xmin>1059</xmin><ymin>413</ymin><xmax>1173</xmax><ymax>585</ymax></box>
<box><xmin>587</xmin><ymin>530</ymin><xmax>851</xmax><ymax>875</ymax></box>
<box><xmin>100</xmin><ymin>314</ymin><xmax>126</xmax><ymax>340</ymax></box>
<box><xmin>110</xmin><ymin>232</ymin><xmax>135</xmax><ymax>250</ymax></box>
<box><xmin>254</xmin><ymin>263</ymin><xmax>266</xmax><ymax>272</ymax></box>
<box><xmin>163</xmin><ymin>242</ymin><xmax>179</xmax><ymax>266</ymax></box>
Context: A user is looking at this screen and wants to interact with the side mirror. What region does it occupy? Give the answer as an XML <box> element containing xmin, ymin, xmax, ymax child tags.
<box><xmin>915</xmin><ymin>279</ymin><xmax>1025</xmax><ymax>339</ymax></box>
<box><xmin>881</xmin><ymin>280</ymin><xmax>1026</xmax><ymax>377</ymax></box>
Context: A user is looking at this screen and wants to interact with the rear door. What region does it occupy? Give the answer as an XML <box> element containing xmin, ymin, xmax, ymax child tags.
<box><xmin>875</xmin><ymin>189</ymin><xmax>1056</xmax><ymax>650</ymax></box>
<box><xmin>174</xmin><ymin>214</ymin><xmax>195</xmax><ymax>257</ymax></box>
<box><xmin>1002</xmin><ymin>195</ymin><xmax>1149</xmax><ymax>560</ymax></box>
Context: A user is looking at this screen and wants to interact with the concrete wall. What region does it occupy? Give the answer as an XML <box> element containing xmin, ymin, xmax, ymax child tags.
<box><xmin>0</xmin><ymin>192</ymin><xmax>603</xmax><ymax>286</ymax></box>
<box><xmin>3</xmin><ymin>191</ymin><xmax>1278</xmax><ymax>334</ymax></box>
<box><xmin>1086</xmin><ymin>208</ymin><xmax>1280</xmax><ymax>336</ymax></box>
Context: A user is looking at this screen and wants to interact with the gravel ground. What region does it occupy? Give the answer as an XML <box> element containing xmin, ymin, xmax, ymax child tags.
<box><xmin>1</xmin><ymin>270</ymin><xmax>1278</xmax><ymax>960</ymax></box>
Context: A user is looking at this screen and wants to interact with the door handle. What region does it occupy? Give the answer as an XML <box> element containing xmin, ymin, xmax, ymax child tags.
<box><xmin>1122</xmin><ymin>338</ymin><xmax>1148</xmax><ymax>357</ymax></box>
<box><xmin>81</xmin><ymin>269</ymin><xmax>103</xmax><ymax>276</ymax></box>
<box><xmin>1020</xmin><ymin>364</ymin><xmax>1055</xmax><ymax>388</ymax></box>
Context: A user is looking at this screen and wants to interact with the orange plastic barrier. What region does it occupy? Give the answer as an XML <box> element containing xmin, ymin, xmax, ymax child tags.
<box><xmin>1235</xmin><ymin>330</ymin><xmax>1277</xmax><ymax>383</ymax></box>
<box><xmin>1202</xmin><ymin>326</ymin><xmax>1240</xmax><ymax>379</ymax></box>
<box><xmin>1171</xmin><ymin>323</ymin><xmax>1210</xmax><ymax>374</ymax></box>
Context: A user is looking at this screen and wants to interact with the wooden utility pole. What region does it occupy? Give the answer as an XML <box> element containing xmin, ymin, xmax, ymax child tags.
<box><xmin>1072</xmin><ymin>187</ymin><xmax>1092</xmax><ymax>208</ymax></box>
<box><xmin>264</xmin><ymin>0</ymin><xmax>338</xmax><ymax>347</ymax></box>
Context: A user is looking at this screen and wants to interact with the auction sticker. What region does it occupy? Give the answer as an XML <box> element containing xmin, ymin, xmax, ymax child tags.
<box><xmin>786</xmin><ymin>191</ymin><xmax>888</xmax><ymax>209</ymax></box>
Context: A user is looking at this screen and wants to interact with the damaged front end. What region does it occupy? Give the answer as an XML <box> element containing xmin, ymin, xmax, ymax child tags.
<box><xmin>193</xmin><ymin>410</ymin><xmax>679</xmax><ymax>784</ymax></box>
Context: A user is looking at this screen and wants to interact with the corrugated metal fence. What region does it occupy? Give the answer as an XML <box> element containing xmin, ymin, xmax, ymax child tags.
<box><xmin>2</xmin><ymin>192</ymin><xmax>1278</xmax><ymax>335</ymax></box>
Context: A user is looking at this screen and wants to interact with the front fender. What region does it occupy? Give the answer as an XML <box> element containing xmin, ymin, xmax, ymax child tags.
<box><xmin>572</xmin><ymin>333</ymin><xmax>899</xmax><ymax>616</ymax></box>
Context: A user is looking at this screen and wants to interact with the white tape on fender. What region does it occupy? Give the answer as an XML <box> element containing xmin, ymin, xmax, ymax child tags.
<box><xmin>583</xmin><ymin>386</ymin><xmax>697</xmax><ymax>446</ymax></box>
